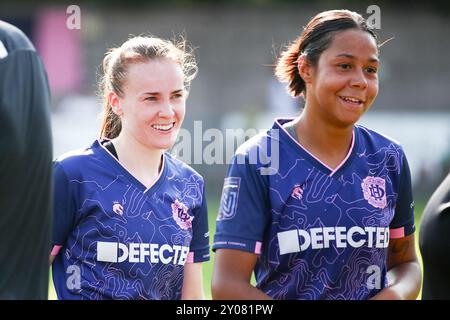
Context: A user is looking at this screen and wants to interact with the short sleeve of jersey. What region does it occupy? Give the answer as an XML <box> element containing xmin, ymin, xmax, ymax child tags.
<box><xmin>212</xmin><ymin>154</ymin><xmax>270</xmax><ymax>254</ymax></box>
<box><xmin>390</xmin><ymin>154</ymin><xmax>415</xmax><ymax>238</ymax></box>
<box><xmin>52</xmin><ymin>161</ymin><xmax>77</xmax><ymax>246</ymax></box>
<box><xmin>189</xmin><ymin>184</ymin><xmax>210</xmax><ymax>263</ymax></box>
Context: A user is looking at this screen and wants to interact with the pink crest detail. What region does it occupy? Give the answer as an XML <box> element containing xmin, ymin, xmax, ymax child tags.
<box><xmin>291</xmin><ymin>184</ymin><xmax>304</xmax><ymax>200</ymax></box>
<box><xmin>171</xmin><ymin>199</ymin><xmax>193</xmax><ymax>230</ymax></box>
<box><xmin>361</xmin><ymin>176</ymin><xmax>387</xmax><ymax>209</ymax></box>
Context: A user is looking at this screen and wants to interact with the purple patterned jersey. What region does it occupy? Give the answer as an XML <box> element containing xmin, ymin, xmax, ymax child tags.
<box><xmin>52</xmin><ymin>140</ymin><xmax>209</xmax><ymax>300</ymax></box>
<box><xmin>213</xmin><ymin>118</ymin><xmax>415</xmax><ymax>300</ymax></box>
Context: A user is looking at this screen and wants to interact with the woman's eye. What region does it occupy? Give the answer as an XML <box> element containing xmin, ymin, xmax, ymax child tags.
<box><xmin>171</xmin><ymin>94</ymin><xmax>183</xmax><ymax>99</ymax></box>
<box><xmin>339</xmin><ymin>63</ymin><xmax>351</xmax><ymax>70</ymax></box>
<box><xmin>366</xmin><ymin>67</ymin><xmax>378</xmax><ymax>74</ymax></box>
<box><xmin>145</xmin><ymin>96</ymin><xmax>157</xmax><ymax>101</ymax></box>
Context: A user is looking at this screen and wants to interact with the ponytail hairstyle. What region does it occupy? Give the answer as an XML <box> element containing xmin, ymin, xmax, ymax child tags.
<box><xmin>99</xmin><ymin>36</ymin><xmax>198</xmax><ymax>139</ymax></box>
<box><xmin>275</xmin><ymin>9</ymin><xmax>378</xmax><ymax>97</ymax></box>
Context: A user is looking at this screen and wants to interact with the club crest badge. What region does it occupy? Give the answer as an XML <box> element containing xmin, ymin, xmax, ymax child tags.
<box><xmin>172</xmin><ymin>199</ymin><xmax>193</xmax><ymax>230</ymax></box>
<box><xmin>361</xmin><ymin>176</ymin><xmax>387</xmax><ymax>209</ymax></box>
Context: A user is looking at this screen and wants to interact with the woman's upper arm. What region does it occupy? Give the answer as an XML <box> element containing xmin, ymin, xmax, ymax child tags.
<box><xmin>213</xmin><ymin>249</ymin><xmax>257</xmax><ymax>283</ymax></box>
<box><xmin>212</xmin><ymin>248</ymin><xmax>271</xmax><ymax>299</ymax></box>
<box><xmin>387</xmin><ymin>233</ymin><xmax>418</xmax><ymax>270</ymax></box>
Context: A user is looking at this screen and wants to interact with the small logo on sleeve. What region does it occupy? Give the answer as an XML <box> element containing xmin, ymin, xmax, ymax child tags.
<box><xmin>217</xmin><ymin>177</ymin><xmax>241</xmax><ymax>221</ymax></box>
<box><xmin>361</xmin><ymin>176</ymin><xmax>386</xmax><ymax>209</ymax></box>
<box><xmin>171</xmin><ymin>199</ymin><xmax>193</xmax><ymax>230</ymax></box>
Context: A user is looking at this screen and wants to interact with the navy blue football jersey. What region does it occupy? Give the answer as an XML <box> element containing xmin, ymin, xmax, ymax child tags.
<box><xmin>213</xmin><ymin>118</ymin><xmax>415</xmax><ymax>300</ymax></box>
<box><xmin>52</xmin><ymin>140</ymin><xmax>209</xmax><ymax>300</ymax></box>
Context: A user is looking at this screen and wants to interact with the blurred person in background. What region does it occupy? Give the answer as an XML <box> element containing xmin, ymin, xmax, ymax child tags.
<box><xmin>0</xmin><ymin>20</ymin><xmax>53</xmax><ymax>299</ymax></box>
<box><xmin>49</xmin><ymin>36</ymin><xmax>209</xmax><ymax>300</ymax></box>
<box><xmin>420</xmin><ymin>172</ymin><xmax>450</xmax><ymax>299</ymax></box>
<box><xmin>212</xmin><ymin>9</ymin><xmax>421</xmax><ymax>300</ymax></box>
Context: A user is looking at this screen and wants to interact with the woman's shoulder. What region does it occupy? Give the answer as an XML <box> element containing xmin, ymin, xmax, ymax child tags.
<box><xmin>164</xmin><ymin>152</ymin><xmax>204</xmax><ymax>181</ymax></box>
<box><xmin>231</xmin><ymin>129</ymin><xmax>276</xmax><ymax>167</ymax></box>
<box><xmin>53</xmin><ymin>141</ymin><xmax>100</xmax><ymax>173</ymax></box>
<box><xmin>355</xmin><ymin>124</ymin><xmax>404</xmax><ymax>151</ymax></box>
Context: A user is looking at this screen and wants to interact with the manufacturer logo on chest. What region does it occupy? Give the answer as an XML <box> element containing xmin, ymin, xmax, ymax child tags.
<box><xmin>112</xmin><ymin>202</ymin><xmax>124</xmax><ymax>215</ymax></box>
<box><xmin>291</xmin><ymin>184</ymin><xmax>304</xmax><ymax>200</ymax></box>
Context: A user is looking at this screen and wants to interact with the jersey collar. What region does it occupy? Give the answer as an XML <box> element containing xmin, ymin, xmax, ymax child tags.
<box><xmin>93</xmin><ymin>139</ymin><xmax>168</xmax><ymax>194</ymax></box>
<box><xmin>273</xmin><ymin>118</ymin><xmax>359</xmax><ymax>177</ymax></box>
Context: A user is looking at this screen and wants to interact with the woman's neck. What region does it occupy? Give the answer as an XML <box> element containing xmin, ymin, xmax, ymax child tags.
<box><xmin>293</xmin><ymin>107</ymin><xmax>354</xmax><ymax>170</ymax></box>
<box><xmin>112</xmin><ymin>132</ymin><xmax>163</xmax><ymax>188</ymax></box>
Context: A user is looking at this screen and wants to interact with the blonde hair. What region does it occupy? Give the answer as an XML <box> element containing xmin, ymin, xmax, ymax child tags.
<box><xmin>99</xmin><ymin>36</ymin><xmax>198</xmax><ymax>139</ymax></box>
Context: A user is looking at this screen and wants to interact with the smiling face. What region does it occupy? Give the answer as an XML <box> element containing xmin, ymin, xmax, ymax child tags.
<box><xmin>110</xmin><ymin>58</ymin><xmax>186</xmax><ymax>151</ymax></box>
<box><xmin>303</xmin><ymin>29</ymin><xmax>379</xmax><ymax>128</ymax></box>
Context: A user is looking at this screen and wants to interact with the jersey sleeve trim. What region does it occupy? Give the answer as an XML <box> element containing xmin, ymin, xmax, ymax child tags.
<box><xmin>389</xmin><ymin>227</ymin><xmax>405</xmax><ymax>239</ymax></box>
<box><xmin>390</xmin><ymin>225</ymin><xmax>415</xmax><ymax>238</ymax></box>
<box><xmin>50</xmin><ymin>245</ymin><xmax>62</xmax><ymax>257</ymax></box>
<box><xmin>212</xmin><ymin>235</ymin><xmax>262</xmax><ymax>254</ymax></box>
<box><xmin>187</xmin><ymin>247</ymin><xmax>210</xmax><ymax>263</ymax></box>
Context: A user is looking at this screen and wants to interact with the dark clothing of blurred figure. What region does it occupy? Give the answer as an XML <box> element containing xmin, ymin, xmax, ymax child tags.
<box><xmin>0</xmin><ymin>20</ymin><xmax>53</xmax><ymax>299</ymax></box>
<box><xmin>420</xmin><ymin>173</ymin><xmax>450</xmax><ymax>300</ymax></box>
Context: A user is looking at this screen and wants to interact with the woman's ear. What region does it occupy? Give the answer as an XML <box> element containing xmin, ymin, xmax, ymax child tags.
<box><xmin>108</xmin><ymin>91</ymin><xmax>123</xmax><ymax>116</ymax></box>
<box><xmin>297</xmin><ymin>54</ymin><xmax>313</xmax><ymax>84</ymax></box>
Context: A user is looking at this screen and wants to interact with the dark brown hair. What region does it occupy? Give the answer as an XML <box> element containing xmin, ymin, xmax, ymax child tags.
<box><xmin>275</xmin><ymin>9</ymin><xmax>379</xmax><ymax>97</ymax></box>
<box><xmin>99</xmin><ymin>36</ymin><xmax>197</xmax><ymax>139</ymax></box>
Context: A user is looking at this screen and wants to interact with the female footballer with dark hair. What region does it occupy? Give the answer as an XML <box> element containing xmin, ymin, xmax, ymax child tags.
<box><xmin>212</xmin><ymin>9</ymin><xmax>421</xmax><ymax>300</ymax></box>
